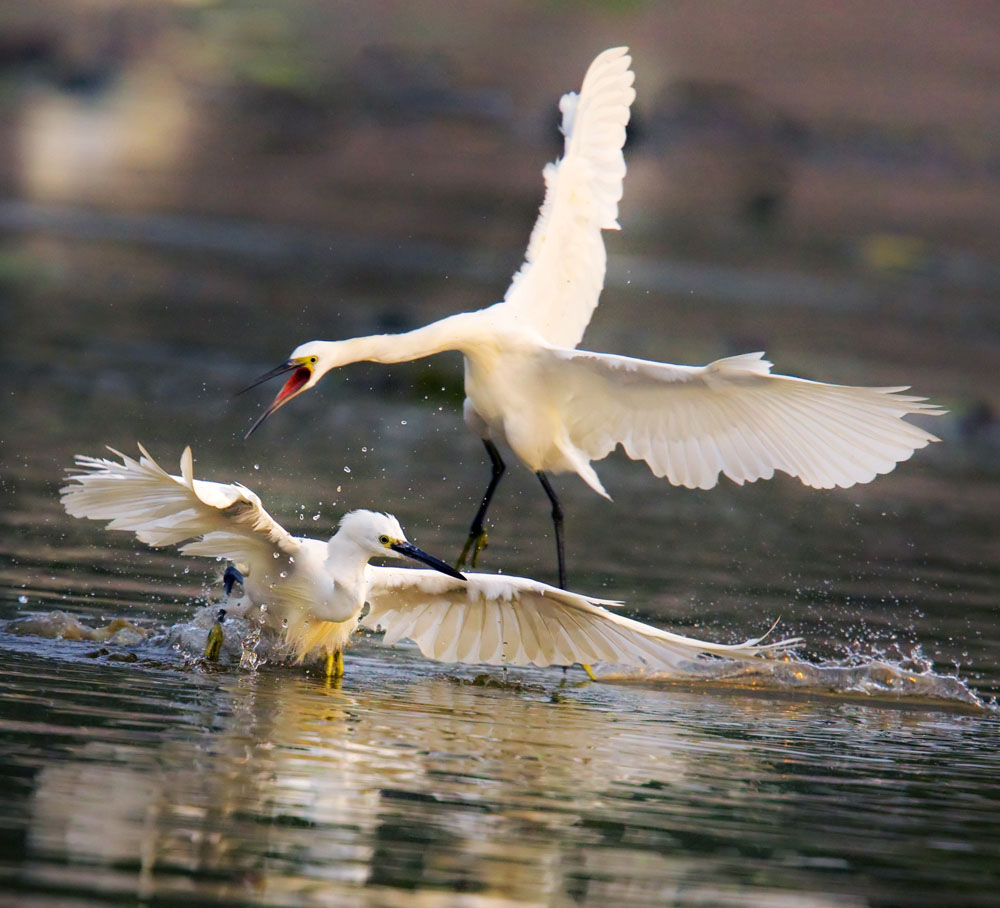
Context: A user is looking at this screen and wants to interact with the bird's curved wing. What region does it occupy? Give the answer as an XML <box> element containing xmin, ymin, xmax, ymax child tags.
<box><xmin>60</xmin><ymin>444</ymin><xmax>300</xmax><ymax>561</ymax></box>
<box><xmin>499</xmin><ymin>46</ymin><xmax>635</xmax><ymax>348</ymax></box>
<box><xmin>544</xmin><ymin>349</ymin><xmax>944</xmax><ymax>490</ymax></box>
<box><xmin>361</xmin><ymin>567</ymin><xmax>798</xmax><ymax>672</ymax></box>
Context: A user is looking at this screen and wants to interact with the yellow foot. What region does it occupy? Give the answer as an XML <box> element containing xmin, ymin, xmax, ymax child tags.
<box><xmin>204</xmin><ymin>612</ymin><xmax>225</xmax><ymax>662</ymax></box>
<box><xmin>325</xmin><ymin>649</ymin><xmax>345</xmax><ymax>680</ymax></box>
<box><xmin>456</xmin><ymin>531</ymin><xmax>488</xmax><ymax>571</ymax></box>
<box><xmin>581</xmin><ymin>663</ymin><xmax>598</xmax><ymax>682</ymax></box>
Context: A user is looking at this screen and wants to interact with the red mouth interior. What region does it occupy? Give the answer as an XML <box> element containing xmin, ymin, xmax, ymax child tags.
<box><xmin>273</xmin><ymin>366</ymin><xmax>312</xmax><ymax>406</ymax></box>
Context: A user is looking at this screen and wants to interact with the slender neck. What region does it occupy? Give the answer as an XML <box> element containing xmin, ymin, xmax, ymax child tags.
<box><xmin>325</xmin><ymin>535</ymin><xmax>372</xmax><ymax>577</ymax></box>
<box><xmin>323</xmin><ymin>535</ymin><xmax>372</xmax><ymax>607</ymax></box>
<box><xmin>317</xmin><ymin>312</ymin><xmax>476</xmax><ymax>377</ymax></box>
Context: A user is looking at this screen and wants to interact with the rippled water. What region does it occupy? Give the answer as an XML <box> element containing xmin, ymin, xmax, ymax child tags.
<box><xmin>2</xmin><ymin>225</ymin><xmax>999</xmax><ymax>904</ymax></box>
<box><xmin>2</xmin><ymin>639</ymin><xmax>998</xmax><ymax>907</ymax></box>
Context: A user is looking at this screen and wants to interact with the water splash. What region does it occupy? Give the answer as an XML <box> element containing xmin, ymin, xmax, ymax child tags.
<box><xmin>3</xmin><ymin>608</ymin><xmax>990</xmax><ymax>709</ymax></box>
<box><xmin>5</xmin><ymin>611</ymin><xmax>148</xmax><ymax>646</ymax></box>
<box><xmin>236</xmin><ymin>603</ymin><xmax>269</xmax><ymax>671</ymax></box>
<box><xmin>602</xmin><ymin>647</ymin><xmax>986</xmax><ymax>709</ymax></box>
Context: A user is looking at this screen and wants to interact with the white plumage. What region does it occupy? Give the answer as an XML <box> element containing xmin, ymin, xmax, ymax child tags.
<box><xmin>60</xmin><ymin>445</ymin><xmax>800</xmax><ymax>675</ymax></box>
<box><xmin>240</xmin><ymin>46</ymin><xmax>943</xmax><ymax>586</ymax></box>
<box><xmin>364</xmin><ymin>569</ymin><xmax>791</xmax><ymax>670</ymax></box>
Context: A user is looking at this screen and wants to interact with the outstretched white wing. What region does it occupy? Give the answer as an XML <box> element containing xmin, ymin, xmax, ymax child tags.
<box><xmin>543</xmin><ymin>348</ymin><xmax>943</xmax><ymax>490</ymax></box>
<box><xmin>361</xmin><ymin>567</ymin><xmax>798</xmax><ymax>673</ymax></box>
<box><xmin>60</xmin><ymin>444</ymin><xmax>300</xmax><ymax>563</ymax></box>
<box><xmin>499</xmin><ymin>46</ymin><xmax>635</xmax><ymax>348</ymax></box>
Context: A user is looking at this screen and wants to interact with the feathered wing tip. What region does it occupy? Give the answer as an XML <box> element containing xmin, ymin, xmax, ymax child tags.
<box><xmin>500</xmin><ymin>46</ymin><xmax>637</xmax><ymax>349</ymax></box>
<box><xmin>614</xmin><ymin>612</ymin><xmax>804</xmax><ymax>668</ymax></box>
<box><xmin>564</xmin><ymin>45</ymin><xmax>635</xmax><ymax>230</ymax></box>
<box><xmin>362</xmin><ymin>568</ymin><xmax>805</xmax><ymax>675</ymax></box>
<box><xmin>60</xmin><ymin>443</ymin><xmax>271</xmax><ymax>549</ymax></box>
<box><xmin>60</xmin><ymin>444</ymin><xmax>185</xmax><ymax>526</ymax></box>
<box><xmin>701</xmin><ymin>616</ymin><xmax>804</xmax><ymax>658</ymax></box>
<box><xmin>555</xmin><ymin>346</ymin><xmax>946</xmax><ymax>491</ymax></box>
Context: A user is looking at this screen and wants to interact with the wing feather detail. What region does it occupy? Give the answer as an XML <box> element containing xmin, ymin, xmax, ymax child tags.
<box><xmin>361</xmin><ymin>568</ymin><xmax>800</xmax><ymax>674</ymax></box>
<box><xmin>60</xmin><ymin>445</ymin><xmax>300</xmax><ymax>563</ymax></box>
<box><xmin>500</xmin><ymin>46</ymin><xmax>636</xmax><ymax>347</ymax></box>
<box><xmin>545</xmin><ymin>349</ymin><xmax>944</xmax><ymax>490</ymax></box>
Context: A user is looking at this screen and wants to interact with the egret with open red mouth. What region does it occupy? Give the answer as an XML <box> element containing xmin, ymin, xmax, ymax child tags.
<box><xmin>241</xmin><ymin>46</ymin><xmax>943</xmax><ymax>591</ymax></box>
<box><xmin>243</xmin><ymin>356</ymin><xmax>319</xmax><ymax>437</ymax></box>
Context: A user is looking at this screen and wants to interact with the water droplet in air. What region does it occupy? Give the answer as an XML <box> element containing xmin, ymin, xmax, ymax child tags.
<box><xmin>254</xmin><ymin>464</ymin><xmax>260</xmax><ymax>470</ymax></box>
<box><xmin>273</xmin><ymin>552</ymin><xmax>280</xmax><ymax>559</ymax></box>
<box><xmin>400</xmin><ymin>419</ymin><xmax>408</xmax><ymax>426</ymax></box>
<box><xmin>279</xmin><ymin>571</ymin><xmax>287</xmax><ymax>579</ymax></box>
<box><xmin>343</xmin><ymin>466</ymin><xmax>351</xmax><ymax>474</ymax></box>
<box><xmin>336</xmin><ymin>485</ymin><xmax>342</xmax><ymax>493</ymax></box>
<box><xmin>361</xmin><ymin>446</ymin><xmax>368</xmax><ymax>453</ymax></box>
<box><xmin>312</xmin><ymin>513</ymin><xmax>320</xmax><ymax>520</ymax></box>
<box><xmin>17</xmin><ymin>594</ymin><xmax>28</xmax><ymax>604</ymax></box>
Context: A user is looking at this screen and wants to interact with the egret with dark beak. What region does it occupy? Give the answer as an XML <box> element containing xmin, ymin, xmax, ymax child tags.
<box><xmin>61</xmin><ymin>445</ymin><xmax>803</xmax><ymax>680</ymax></box>
<box><xmin>240</xmin><ymin>47</ymin><xmax>942</xmax><ymax>591</ymax></box>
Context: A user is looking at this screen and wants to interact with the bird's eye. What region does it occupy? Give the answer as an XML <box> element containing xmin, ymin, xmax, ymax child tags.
<box><xmin>309</xmin><ymin>356</ymin><xmax>317</xmax><ymax>364</ymax></box>
<box><xmin>378</xmin><ymin>535</ymin><xmax>390</xmax><ymax>545</ymax></box>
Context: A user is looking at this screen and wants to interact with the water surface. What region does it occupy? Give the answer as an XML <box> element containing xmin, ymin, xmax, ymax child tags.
<box><xmin>2</xmin><ymin>220</ymin><xmax>998</xmax><ymax>905</ymax></box>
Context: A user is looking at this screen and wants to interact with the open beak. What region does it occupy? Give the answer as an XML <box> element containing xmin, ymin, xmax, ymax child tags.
<box><xmin>390</xmin><ymin>541</ymin><xmax>467</xmax><ymax>581</ymax></box>
<box><xmin>241</xmin><ymin>360</ymin><xmax>313</xmax><ymax>439</ymax></box>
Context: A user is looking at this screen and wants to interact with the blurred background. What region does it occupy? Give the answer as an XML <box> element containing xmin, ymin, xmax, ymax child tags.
<box><xmin>0</xmin><ymin>0</ymin><xmax>998</xmax><ymax>655</ymax></box>
<box><xmin>4</xmin><ymin>8</ymin><xmax>1000</xmax><ymax>900</ymax></box>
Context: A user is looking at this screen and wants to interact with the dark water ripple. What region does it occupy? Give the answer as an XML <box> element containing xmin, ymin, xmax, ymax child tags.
<box><xmin>0</xmin><ymin>644</ymin><xmax>998</xmax><ymax>907</ymax></box>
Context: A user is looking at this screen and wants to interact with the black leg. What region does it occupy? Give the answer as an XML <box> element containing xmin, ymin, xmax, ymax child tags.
<box><xmin>457</xmin><ymin>439</ymin><xmax>506</xmax><ymax>570</ymax></box>
<box><xmin>536</xmin><ymin>471</ymin><xmax>566</xmax><ymax>589</ymax></box>
<box><xmin>223</xmin><ymin>565</ymin><xmax>245</xmax><ymax>596</ymax></box>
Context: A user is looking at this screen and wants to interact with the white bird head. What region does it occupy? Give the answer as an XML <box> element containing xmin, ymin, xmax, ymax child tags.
<box><xmin>334</xmin><ymin>510</ymin><xmax>466</xmax><ymax>580</ymax></box>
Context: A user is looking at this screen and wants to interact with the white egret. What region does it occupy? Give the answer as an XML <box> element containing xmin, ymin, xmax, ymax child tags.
<box><xmin>61</xmin><ymin>445</ymin><xmax>800</xmax><ymax>679</ymax></box>
<box><xmin>242</xmin><ymin>47</ymin><xmax>943</xmax><ymax>590</ymax></box>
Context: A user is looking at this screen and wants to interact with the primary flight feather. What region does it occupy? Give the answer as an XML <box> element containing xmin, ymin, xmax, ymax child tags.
<box><xmin>241</xmin><ymin>46</ymin><xmax>943</xmax><ymax>588</ymax></box>
<box><xmin>60</xmin><ymin>445</ymin><xmax>800</xmax><ymax>676</ymax></box>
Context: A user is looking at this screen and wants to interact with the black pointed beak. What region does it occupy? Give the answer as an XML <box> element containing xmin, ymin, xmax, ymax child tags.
<box><xmin>241</xmin><ymin>360</ymin><xmax>314</xmax><ymax>439</ymax></box>
<box><xmin>391</xmin><ymin>541</ymin><xmax>467</xmax><ymax>581</ymax></box>
<box><xmin>239</xmin><ymin>360</ymin><xmax>298</xmax><ymax>395</ymax></box>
